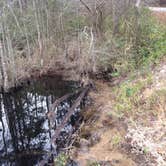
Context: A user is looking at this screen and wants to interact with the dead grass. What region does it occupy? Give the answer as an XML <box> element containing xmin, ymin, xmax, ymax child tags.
<box><xmin>152</xmin><ymin>11</ymin><xmax>166</xmax><ymax>24</ymax></box>
<box><xmin>0</xmin><ymin>35</ymin><xmax>98</xmax><ymax>90</ymax></box>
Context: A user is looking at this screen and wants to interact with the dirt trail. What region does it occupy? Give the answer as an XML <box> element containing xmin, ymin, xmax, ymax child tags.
<box><xmin>72</xmin><ymin>81</ymin><xmax>136</xmax><ymax>166</ymax></box>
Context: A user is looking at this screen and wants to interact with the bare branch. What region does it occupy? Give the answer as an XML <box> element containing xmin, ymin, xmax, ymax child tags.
<box><xmin>79</xmin><ymin>0</ymin><xmax>92</xmax><ymax>14</ymax></box>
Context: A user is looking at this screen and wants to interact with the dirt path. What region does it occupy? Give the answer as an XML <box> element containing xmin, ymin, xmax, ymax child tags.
<box><xmin>76</xmin><ymin>82</ymin><xmax>136</xmax><ymax>165</ymax></box>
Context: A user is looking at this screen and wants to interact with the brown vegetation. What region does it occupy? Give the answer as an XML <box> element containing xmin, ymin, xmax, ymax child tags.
<box><xmin>2</xmin><ymin>0</ymin><xmax>165</xmax><ymax>91</ymax></box>
<box><xmin>152</xmin><ymin>11</ymin><xmax>166</xmax><ymax>24</ymax></box>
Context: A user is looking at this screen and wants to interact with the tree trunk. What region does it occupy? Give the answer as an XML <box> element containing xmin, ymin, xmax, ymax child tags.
<box><xmin>0</xmin><ymin>41</ymin><xmax>9</xmax><ymax>91</ymax></box>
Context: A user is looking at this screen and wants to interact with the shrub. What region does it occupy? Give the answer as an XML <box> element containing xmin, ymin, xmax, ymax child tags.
<box><xmin>98</xmin><ymin>7</ymin><xmax>166</xmax><ymax>74</ymax></box>
<box><xmin>119</xmin><ymin>7</ymin><xmax>166</xmax><ymax>67</ymax></box>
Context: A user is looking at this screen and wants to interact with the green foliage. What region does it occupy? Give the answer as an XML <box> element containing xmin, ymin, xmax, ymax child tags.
<box><xmin>111</xmin><ymin>71</ymin><xmax>120</xmax><ymax>77</ymax></box>
<box><xmin>54</xmin><ymin>153</ymin><xmax>69</xmax><ymax>166</ymax></box>
<box><xmin>111</xmin><ymin>134</ymin><xmax>121</xmax><ymax>146</ymax></box>
<box><xmin>119</xmin><ymin>7</ymin><xmax>166</xmax><ymax>66</ymax></box>
<box><xmin>113</xmin><ymin>73</ymin><xmax>153</xmax><ymax>115</ymax></box>
<box><xmin>143</xmin><ymin>147</ymin><xmax>149</xmax><ymax>154</ymax></box>
<box><xmin>101</xmin><ymin>7</ymin><xmax>166</xmax><ymax>74</ymax></box>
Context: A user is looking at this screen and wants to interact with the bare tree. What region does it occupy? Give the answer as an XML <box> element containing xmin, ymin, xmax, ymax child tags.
<box><xmin>0</xmin><ymin>41</ymin><xmax>9</xmax><ymax>90</ymax></box>
<box><xmin>79</xmin><ymin>0</ymin><xmax>105</xmax><ymax>37</ymax></box>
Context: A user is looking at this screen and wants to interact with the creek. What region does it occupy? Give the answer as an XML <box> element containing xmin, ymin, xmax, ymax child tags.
<box><xmin>0</xmin><ymin>76</ymin><xmax>84</xmax><ymax>166</ymax></box>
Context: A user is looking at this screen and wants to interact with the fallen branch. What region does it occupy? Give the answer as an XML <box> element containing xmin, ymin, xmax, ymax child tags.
<box><xmin>50</xmin><ymin>93</ymin><xmax>73</xmax><ymax>111</ymax></box>
<box><xmin>49</xmin><ymin>88</ymin><xmax>83</xmax><ymax>113</ymax></box>
<box><xmin>39</xmin><ymin>86</ymin><xmax>90</xmax><ymax>166</ymax></box>
<box><xmin>47</xmin><ymin>88</ymin><xmax>83</xmax><ymax>127</ymax></box>
<box><xmin>51</xmin><ymin>86</ymin><xmax>89</xmax><ymax>143</ymax></box>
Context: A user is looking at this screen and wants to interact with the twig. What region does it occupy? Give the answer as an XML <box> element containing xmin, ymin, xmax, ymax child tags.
<box><xmin>79</xmin><ymin>0</ymin><xmax>92</xmax><ymax>14</ymax></box>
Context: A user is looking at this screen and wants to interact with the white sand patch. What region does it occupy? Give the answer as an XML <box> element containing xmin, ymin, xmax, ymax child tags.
<box><xmin>126</xmin><ymin>120</ymin><xmax>166</xmax><ymax>166</ymax></box>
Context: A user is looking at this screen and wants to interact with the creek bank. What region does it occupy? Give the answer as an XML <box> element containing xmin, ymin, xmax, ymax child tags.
<box><xmin>69</xmin><ymin>61</ymin><xmax>166</xmax><ymax>166</ymax></box>
<box><xmin>70</xmin><ymin>81</ymin><xmax>136</xmax><ymax>166</ymax></box>
<box><xmin>0</xmin><ymin>66</ymin><xmax>76</xmax><ymax>93</ymax></box>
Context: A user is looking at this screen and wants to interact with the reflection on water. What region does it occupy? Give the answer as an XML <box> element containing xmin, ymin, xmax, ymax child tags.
<box><xmin>0</xmin><ymin>77</ymin><xmax>81</xmax><ymax>166</ymax></box>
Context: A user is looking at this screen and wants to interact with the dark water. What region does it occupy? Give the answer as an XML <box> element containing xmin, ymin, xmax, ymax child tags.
<box><xmin>0</xmin><ymin>77</ymin><xmax>82</xmax><ymax>166</ymax></box>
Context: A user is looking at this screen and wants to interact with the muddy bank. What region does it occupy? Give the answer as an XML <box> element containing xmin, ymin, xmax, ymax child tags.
<box><xmin>0</xmin><ymin>50</ymin><xmax>115</xmax><ymax>93</ymax></box>
<box><xmin>70</xmin><ymin>81</ymin><xmax>136</xmax><ymax>166</ymax></box>
<box><xmin>69</xmin><ymin>61</ymin><xmax>166</xmax><ymax>166</ymax></box>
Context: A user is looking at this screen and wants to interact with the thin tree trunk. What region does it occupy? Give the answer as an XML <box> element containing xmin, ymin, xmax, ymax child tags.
<box><xmin>6</xmin><ymin>26</ymin><xmax>16</xmax><ymax>86</ymax></box>
<box><xmin>0</xmin><ymin>41</ymin><xmax>8</xmax><ymax>91</ymax></box>
<box><xmin>33</xmin><ymin>0</ymin><xmax>43</xmax><ymax>66</ymax></box>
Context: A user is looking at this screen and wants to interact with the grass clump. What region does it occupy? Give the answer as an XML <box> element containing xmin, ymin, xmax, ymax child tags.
<box><xmin>113</xmin><ymin>73</ymin><xmax>153</xmax><ymax>116</ymax></box>
<box><xmin>143</xmin><ymin>89</ymin><xmax>166</xmax><ymax>118</ymax></box>
<box><xmin>111</xmin><ymin>134</ymin><xmax>122</xmax><ymax>147</ymax></box>
<box><xmin>54</xmin><ymin>153</ymin><xmax>69</xmax><ymax>166</ymax></box>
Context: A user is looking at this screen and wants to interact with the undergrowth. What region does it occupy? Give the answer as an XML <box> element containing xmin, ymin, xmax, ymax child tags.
<box><xmin>0</xmin><ymin>1</ymin><xmax>165</xmax><ymax>90</ymax></box>
<box><xmin>112</xmin><ymin>72</ymin><xmax>153</xmax><ymax>117</ymax></box>
<box><xmin>112</xmin><ymin>66</ymin><xmax>165</xmax><ymax>121</ymax></box>
<box><xmin>101</xmin><ymin>8</ymin><xmax>166</xmax><ymax>75</ymax></box>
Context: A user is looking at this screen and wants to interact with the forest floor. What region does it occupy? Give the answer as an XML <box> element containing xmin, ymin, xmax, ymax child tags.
<box><xmin>71</xmin><ymin>57</ymin><xmax>166</xmax><ymax>166</ymax></box>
